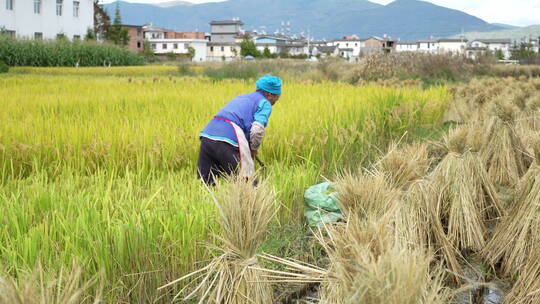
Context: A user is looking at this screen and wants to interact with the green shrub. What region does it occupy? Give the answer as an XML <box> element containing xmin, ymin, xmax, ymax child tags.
<box><xmin>178</xmin><ymin>63</ymin><xmax>195</xmax><ymax>76</ymax></box>
<box><xmin>0</xmin><ymin>36</ymin><xmax>145</xmax><ymax>67</ymax></box>
<box><xmin>0</xmin><ymin>60</ymin><xmax>8</xmax><ymax>73</ymax></box>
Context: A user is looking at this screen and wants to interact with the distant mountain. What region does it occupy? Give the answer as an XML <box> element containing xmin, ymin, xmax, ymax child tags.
<box><xmin>104</xmin><ymin>0</ymin><xmax>503</xmax><ymax>40</ymax></box>
<box><xmin>451</xmin><ymin>25</ymin><xmax>540</xmax><ymax>41</ymax></box>
<box><xmin>491</xmin><ymin>23</ymin><xmax>521</xmax><ymax>30</ymax></box>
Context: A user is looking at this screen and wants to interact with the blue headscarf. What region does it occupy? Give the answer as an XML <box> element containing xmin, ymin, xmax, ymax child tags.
<box><xmin>256</xmin><ymin>74</ymin><xmax>282</xmax><ymax>95</ymax></box>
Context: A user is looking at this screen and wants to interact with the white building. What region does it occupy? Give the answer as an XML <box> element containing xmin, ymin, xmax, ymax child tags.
<box><xmin>417</xmin><ymin>39</ymin><xmax>439</xmax><ymax>53</ymax></box>
<box><xmin>330</xmin><ymin>38</ymin><xmax>365</xmax><ymax>58</ymax></box>
<box><xmin>144</xmin><ymin>30</ymin><xmax>207</xmax><ymax>62</ymax></box>
<box><xmin>396</xmin><ymin>41</ymin><xmax>418</xmax><ymax>52</ymax></box>
<box><xmin>0</xmin><ymin>0</ymin><xmax>94</xmax><ymax>40</ymax></box>
<box><xmin>467</xmin><ymin>39</ymin><xmax>512</xmax><ymax>59</ymax></box>
<box><xmin>254</xmin><ymin>35</ymin><xmax>308</xmax><ymax>56</ymax></box>
<box><xmin>437</xmin><ymin>38</ymin><xmax>467</xmax><ymax>54</ymax></box>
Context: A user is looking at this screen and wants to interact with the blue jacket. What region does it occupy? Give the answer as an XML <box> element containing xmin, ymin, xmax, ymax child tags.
<box><xmin>200</xmin><ymin>91</ymin><xmax>272</xmax><ymax>147</ymax></box>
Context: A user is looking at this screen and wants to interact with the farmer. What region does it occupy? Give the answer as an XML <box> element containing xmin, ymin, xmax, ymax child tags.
<box><xmin>198</xmin><ymin>74</ymin><xmax>282</xmax><ymax>185</ymax></box>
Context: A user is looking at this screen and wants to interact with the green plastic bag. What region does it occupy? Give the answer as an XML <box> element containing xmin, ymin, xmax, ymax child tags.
<box><xmin>304</xmin><ymin>182</ymin><xmax>343</xmax><ymax>227</ymax></box>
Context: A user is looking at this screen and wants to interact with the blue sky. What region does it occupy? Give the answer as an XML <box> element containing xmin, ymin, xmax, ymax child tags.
<box><xmin>102</xmin><ymin>0</ymin><xmax>540</xmax><ymax>26</ymax></box>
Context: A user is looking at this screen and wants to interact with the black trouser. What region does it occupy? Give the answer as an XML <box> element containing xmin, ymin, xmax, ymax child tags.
<box><xmin>197</xmin><ymin>137</ymin><xmax>240</xmax><ymax>185</ymax></box>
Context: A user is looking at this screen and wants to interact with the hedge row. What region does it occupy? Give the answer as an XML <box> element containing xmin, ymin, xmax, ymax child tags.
<box><xmin>0</xmin><ymin>36</ymin><xmax>145</xmax><ymax>67</ymax></box>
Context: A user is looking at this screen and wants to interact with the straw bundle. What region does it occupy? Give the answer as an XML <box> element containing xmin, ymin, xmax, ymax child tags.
<box><xmin>393</xmin><ymin>180</ymin><xmax>433</xmax><ymax>250</ymax></box>
<box><xmin>483</xmin><ymin>140</ymin><xmax>540</xmax><ymax>277</ymax></box>
<box><xmin>318</xmin><ymin>216</ymin><xmax>450</xmax><ymax>304</ymax></box>
<box><xmin>505</xmin><ymin>252</ymin><xmax>540</xmax><ymax>304</ymax></box>
<box><xmin>429</xmin><ymin>127</ymin><xmax>503</xmax><ymax>253</ymax></box>
<box><xmin>481</xmin><ymin>105</ymin><xmax>532</xmax><ymax>186</ymax></box>
<box><xmin>160</xmin><ymin>177</ymin><xmax>276</xmax><ymax>303</ymax></box>
<box><xmin>334</xmin><ymin>171</ymin><xmax>400</xmax><ymax>219</ymax></box>
<box><xmin>374</xmin><ymin>142</ymin><xmax>430</xmax><ymax>189</ymax></box>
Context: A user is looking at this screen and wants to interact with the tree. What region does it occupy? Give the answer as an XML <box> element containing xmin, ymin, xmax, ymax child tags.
<box><xmin>107</xmin><ymin>2</ymin><xmax>129</xmax><ymax>47</ymax></box>
<box><xmin>278</xmin><ymin>48</ymin><xmax>290</xmax><ymax>59</ymax></box>
<box><xmin>84</xmin><ymin>28</ymin><xmax>97</xmax><ymax>41</ymax></box>
<box><xmin>142</xmin><ymin>40</ymin><xmax>155</xmax><ymax>58</ymax></box>
<box><xmin>262</xmin><ymin>47</ymin><xmax>274</xmax><ymax>58</ymax></box>
<box><xmin>240</xmin><ymin>35</ymin><xmax>260</xmax><ymax>58</ymax></box>
<box><xmin>494</xmin><ymin>49</ymin><xmax>505</xmax><ymax>60</ymax></box>
<box><xmin>93</xmin><ymin>0</ymin><xmax>110</xmax><ymax>41</ymax></box>
<box><xmin>187</xmin><ymin>46</ymin><xmax>196</xmax><ymax>60</ymax></box>
<box><xmin>511</xmin><ymin>41</ymin><xmax>535</xmax><ymax>61</ymax></box>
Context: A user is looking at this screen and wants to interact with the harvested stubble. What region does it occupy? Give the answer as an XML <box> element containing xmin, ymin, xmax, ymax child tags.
<box><xmin>481</xmin><ymin>104</ymin><xmax>532</xmax><ymax>187</ymax></box>
<box><xmin>160</xmin><ymin>177</ymin><xmax>276</xmax><ymax>303</ymax></box>
<box><xmin>318</xmin><ymin>216</ymin><xmax>450</xmax><ymax>304</ymax></box>
<box><xmin>374</xmin><ymin>142</ymin><xmax>430</xmax><ymax>189</ymax></box>
<box><xmin>483</xmin><ymin>140</ymin><xmax>540</xmax><ymax>277</ymax></box>
<box><xmin>333</xmin><ymin>171</ymin><xmax>400</xmax><ymax>219</ymax></box>
<box><xmin>428</xmin><ymin>127</ymin><xmax>503</xmax><ymax>253</ymax></box>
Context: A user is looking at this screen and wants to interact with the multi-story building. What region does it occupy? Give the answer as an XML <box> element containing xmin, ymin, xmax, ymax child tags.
<box><xmin>207</xmin><ymin>19</ymin><xmax>244</xmax><ymax>61</ymax></box>
<box><xmin>0</xmin><ymin>0</ymin><xmax>94</xmax><ymax>40</ymax></box>
<box><xmin>123</xmin><ymin>24</ymin><xmax>144</xmax><ymax>52</ymax></box>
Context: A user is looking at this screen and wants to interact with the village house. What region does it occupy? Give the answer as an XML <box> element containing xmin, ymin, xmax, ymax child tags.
<box><xmin>0</xmin><ymin>0</ymin><xmax>94</xmax><ymax>40</ymax></box>
<box><xmin>395</xmin><ymin>41</ymin><xmax>419</xmax><ymax>52</ymax></box>
<box><xmin>310</xmin><ymin>43</ymin><xmax>339</xmax><ymax>58</ymax></box>
<box><xmin>437</xmin><ymin>38</ymin><xmax>468</xmax><ymax>54</ymax></box>
<box><xmin>467</xmin><ymin>39</ymin><xmax>512</xmax><ymax>59</ymax></box>
<box><xmin>254</xmin><ymin>35</ymin><xmax>308</xmax><ymax>56</ymax></box>
<box><xmin>363</xmin><ymin>36</ymin><xmax>395</xmax><ymax>54</ymax></box>
<box><xmin>144</xmin><ymin>25</ymin><xmax>207</xmax><ymax>61</ymax></box>
<box><xmin>417</xmin><ymin>39</ymin><xmax>439</xmax><ymax>53</ymax></box>
<box><xmin>330</xmin><ymin>36</ymin><xmax>365</xmax><ymax>60</ymax></box>
<box><xmin>207</xmin><ymin>19</ymin><xmax>243</xmax><ymax>61</ymax></box>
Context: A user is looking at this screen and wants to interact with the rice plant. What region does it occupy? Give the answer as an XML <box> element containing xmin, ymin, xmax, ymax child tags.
<box><xmin>0</xmin><ymin>67</ymin><xmax>451</xmax><ymax>302</ymax></box>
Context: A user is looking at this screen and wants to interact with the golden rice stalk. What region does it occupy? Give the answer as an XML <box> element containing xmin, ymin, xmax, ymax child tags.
<box><xmin>429</xmin><ymin>127</ymin><xmax>503</xmax><ymax>252</ymax></box>
<box><xmin>334</xmin><ymin>170</ymin><xmax>400</xmax><ymax>219</ymax></box>
<box><xmin>0</xmin><ymin>264</ymin><xmax>101</xmax><ymax>304</ymax></box>
<box><xmin>160</xmin><ymin>177</ymin><xmax>276</xmax><ymax>303</ymax></box>
<box><xmin>374</xmin><ymin>142</ymin><xmax>430</xmax><ymax>189</ymax></box>
<box><xmin>481</xmin><ymin>115</ymin><xmax>532</xmax><ymax>187</ymax></box>
<box><xmin>483</xmin><ymin>163</ymin><xmax>540</xmax><ymax>277</ymax></box>
<box><xmin>318</xmin><ymin>216</ymin><xmax>450</xmax><ymax>304</ymax></box>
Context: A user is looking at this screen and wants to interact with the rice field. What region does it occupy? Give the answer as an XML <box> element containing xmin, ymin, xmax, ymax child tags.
<box><xmin>0</xmin><ymin>66</ymin><xmax>451</xmax><ymax>303</ymax></box>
